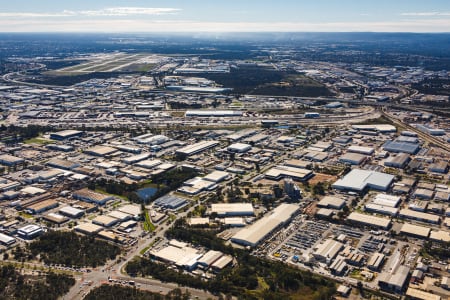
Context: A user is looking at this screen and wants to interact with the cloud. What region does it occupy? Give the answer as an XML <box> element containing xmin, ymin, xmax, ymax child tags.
<box><xmin>0</xmin><ymin>7</ymin><xmax>181</xmax><ymax>18</ymax></box>
<box><xmin>401</xmin><ymin>12</ymin><xmax>450</xmax><ymax>16</ymax></box>
<box><xmin>1</xmin><ymin>19</ymin><xmax>450</xmax><ymax>33</ymax></box>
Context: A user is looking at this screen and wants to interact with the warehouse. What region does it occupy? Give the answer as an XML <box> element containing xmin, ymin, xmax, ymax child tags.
<box><xmin>372</xmin><ymin>193</ymin><xmax>401</xmax><ymax>208</ymax></box>
<box><xmin>231</xmin><ymin>204</ymin><xmax>300</xmax><ymax>247</ymax></box>
<box><xmin>43</xmin><ymin>213</ymin><xmax>68</xmax><ymax>225</ymax></box>
<box><xmin>153</xmin><ymin>194</ymin><xmax>188</xmax><ymax>210</ymax></box>
<box><xmin>150</xmin><ymin>245</ymin><xmax>202</xmax><ymax>270</ymax></box>
<box><xmin>46</xmin><ymin>158</ymin><xmax>80</xmax><ymax>170</ymax></box>
<box><xmin>185</xmin><ymin>110</ymin><xmax>242</xmax><ymax>117</ymax></box>
<box><xmin>367</xmin><ymin>252</ymin><xmax>385</xmax><ymax>271</ymax></box>
<box><xmin>384</xmin><ymin>153</ymin><xmax>410</xmax><ymax>169</ymax></box>
<box><xmin>176</xmin><ymin>141</ymin><xmax>219</xmax><ymax>157</ymax></box>
<box><xmin>203</xmin><ymin>171</ymin><xmax>230</xmax><ymax>183</ymax></box>
<box><xmin>413</xmin><ymin>188</ymin><xmax>434</xmax><ymax>200</ymax></box>
<box><xmin>317</xmin><ymin>196</ymin><xmax>346</xmax><ymax>210</ymax></box>
<box><xmin>17</xmin><ymin>224</ymin><xmax>43</xmax><ymax>239</ymax></box>
<box><xmin>123</xmin><ymin>153</ymin><xmax>151</xmax><ymax>164</ymax></box>
<box><xmin>97</xmin><ymin>230</ymin><xmax>126</xmax><ymax>244</ymax></box>
<box><xmin>429</xmin><ymin>230</ymin><xmax>450</xmax><ymax>243</ymax></box>
<box><xmin>211</xmin><ymin>255</ymin><xmax>233</xmax><ymax>272</ymax></box>
<box><xmin>114</xmin><ymin>145</ymin><xmax>141</xmax><ymax>154</ymax></box>
<box><xmin>399</xmin><ymin>223</ymin><xmax>431</xmax><ymax>239</ymax></box>
<box><xmin>364</xmin><ymin>203</ymin><xmax>398</xmax><ymax>216</ymax></box>
<box><xmin>265</xmin><ymin>165</ymin><xmax>313</xmax><ymax>181</ymax></box>
<box><xmin>75</xmin><ymin>223</ymin><xmax>104</xmax><ymax>235</ymax></box>
<box><xmin>347</xmin><ymin>145</ymin><xmax>374</xmax><ymax>155</ymax></box>
<box><xmin>197</xmin><ymin>250</ymin><xmax>223</xmax><ymax>268</ymax></box>
<box><xmin>395</xmin><ymin>136</ymin><xmax>419</xmax><ymax>144</ymax></box>
<box><xmin>346</xmin><ymin>212</ymin><xmax>391</xmax><ymax>229</ymax></box>
<box><xmin>25</xmin><ymin>199</ymin><xmax>59</xmax><ymax>214</ymax></box>
<box><xmin>72</xmin><ymin>188</ymin><xmax>114</xmax><ymax>205</ymax></box>
<box><xmin>398</xmin><ymin>209</ymin><xmax>440</xmax><ymax>224</ymax></box>
<box><xmin>50</xmin><ymin>130</ymin><xmax>83</xmax><ymax>140</ymax></box>
<box><xmin>378</xmin><ymin>265</ymin><xmax>410</xmax><ymax>293</ymax></box>
<box><xmin>332</xmin><ymin>169</ymin><xmax>394</xmax><ymax>192</ymax></box>
<box><xmin>178</xmin><ymin>177</ymin><xmax>217</xmax><ymax>195</ymax></box>
<box><xmin>59</xmin><ymin>206</ymin><xmax>85</xmax><ymax>218</ymax></box>
<box><xmin>92</xmin><ymin>215</ymin><xmax>119</xmax><ymax>227</ymax></box>
<box><xmin>406</xmin><ymin>288</ymin><xmax>441</xmax><ymax>300</ymax></box>
<box><xmin>211</xmin><ymin>203</ymin><xmax>254</xmax><ymax>217</ymax></box>
<box><xmin>84</xmin><ymin>145</ymin><xmax>117</xmax><ymax>157</ymax></box>
<box><xmin>313</xmin><ymin>238</ymin><xmax>344</xmax><ymax>263</ymax></box>
<box><xmin>227</xmin><ymin>143</ymin><xmax>252</xmax><ymax>153</ymax></box>
<box><xmin>0</xmin><ymin>154</ymin><xmax>24</xmax><ymax>166</ymax></box>
<box><xmin>136</xmin><ymin>159</ymin><xmax>162</xmax><ymax>169</ymax></box>
<box><xmin>339</xmin><ymin>153</ymin><xmax>367</xmax><ymax>165</ymax></box>
<box><xmin>0</xmin><ymin>232</ymin><xmax>15</xmax><ymax>246</ymax></box>
<box><xmin>428</xmin><ymin>161</ymin><xmax>448</xmax><ymax>174</ymax></box>
<box><xmin>383</xmin><ymin>141</ymin><xmax>420</xmax><ymax>154</ymax></box>
<box><xmin>107</xmin><ymin>210</ymin><xmax>132</xmax><ymax>222</ymax></box>
<box><xmin>352</xmin><ymin>124</ymin><xmax>396</xmax><ymax>133</ymax></box>
<box><xmin>118</xmin><ymin>204</ymin><xmax>141</xmax><ymax>219</ymax></box>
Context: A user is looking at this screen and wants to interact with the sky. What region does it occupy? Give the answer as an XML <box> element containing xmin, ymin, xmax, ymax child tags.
<box><xmin>0</xmin><ymin>0</ymin><xmax>450</xmax><ymax>33</ymax></box>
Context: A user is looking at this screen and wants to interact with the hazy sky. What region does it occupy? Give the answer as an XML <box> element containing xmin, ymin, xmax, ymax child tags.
<box><xmin>1</xmin><ymin>0</ymin><xmax>450</xmax><ymax>32</ymax></box>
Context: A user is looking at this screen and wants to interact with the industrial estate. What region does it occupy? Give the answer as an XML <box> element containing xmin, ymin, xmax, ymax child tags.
<box><xmin>0</xmin><ymin>33</ymin><xmax>449</xmax><ymax>300</ymax></box>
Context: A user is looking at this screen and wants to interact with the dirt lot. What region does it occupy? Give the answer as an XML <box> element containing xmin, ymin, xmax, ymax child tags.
<box><xmin>308</xmin><ymin>173</ymin><xmax>337</xmax><ymax>185</ymax></box>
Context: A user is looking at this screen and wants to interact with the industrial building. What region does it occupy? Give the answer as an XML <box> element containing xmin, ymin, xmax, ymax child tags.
<box><xmin>347</xmin><ymin>145</ymin><xmax>374</xmax><ymax>155</ymax></box>
<box><xmin>176</xmin><ymin>141</ymin><xmax>219</xmax><ymax>157</ymax></box>
<box><xmin>150</xmin><ymin>244</ymin><xmax>202</xmax><ymax>271</ymax></box>
<box><xmin>339</xmin><ymin>153</ymin><xmax>367</xmax><ymax>165</ymax></box>
<box><xmin>118</xmin><ymin>204</ymin><xmax>141</xmax><ymax>220</ymax></box>
<box><xmin>25</xmin><ymin>199</ymin><xmax>59</xmax><ymax>214</ymax></box>
<box><xmin>364</xmin><ymin>203</ymin><xmax>398</xmax><ymax>216</ymax></box>
<box><xmin>92</xmin><ymin>215</ymin><xmax>119</xmax><ymax>227</ymax></box>
<box><xmin>17</xmin><ymin>224</ymin><xmax>43</xmax><ymax>239</ymax></box>
<box><xmin>153</xmin><ymin>194</ymin><xmax>188</xmax><ymax>210</ymax></box>
<box><xmin>413</xmin><ymin>188</ymin><xmax>434</xmax><ymax>200</ymax></box>
<box><xmin>59</xmin><ymin>206</ymin><xmax>85</xmax><ymax>218</ymax></box>
<box><xmin>227</xmin><ymin>143</ymin><xmax>252</xmax><ymax>153</ymax></box>
<box><xmin>210</xmin><ymin>203</ymin><xmax>254</xmax><ymax>217</ymax></box>
<box><xmin>0</xmin><ymin>232</ymin><xmax>15</xmax><ymax>246</ymax></box>
<box><xmin>203</xmin><ymin>171</ymin><xmax>230</xmax><ymax>183</ymax></box>
<box><xmin>384</xmin><ymin>153</ymin><xmax>411</xmax><ymax>169</ymax></box>
<box><xmin>197</xmin><ymin>250</ymin><xmax>223</xmax><ymax>268</ymax></box>
<box><xmin>46</xmin><ymin>158</ymin><xmax>80</xmax><ymax>170</ymax></box>
<box><xmin>107</xmin><ymin>211</ymin><xmax>132</xmax><ymax>222</ymax></box>
<box><xmin>372</xmin><ymin>193</ymin><xmax>401</xmax><ymax>207</ymax></box>
<box><xmin>231</xmin><ymin>204</ymin><xmax>300</xmax><ymax>247</ymax></box>
<box><xmin>185</xmin><ymin>110</ymin><xmax>242</xmax><ymax>117</ymax></box>
<box><xmin>317</xmin><ymin>196</ymin><xmax>346</xmax><ymax>210</ymax></box>
<box><xmin>265</xmin><ymin>165</ymin><xmax>313</xmax><ymax>181</ymax></box>
<box><xmin>75</xmin><ymin>223</ymin><xmax>104</xmax><ymax>235</ymax></box>
<box><xmin>346</xmin><ymin>212</ymin><xmax>391</xmax><ymax>229</ymax></box>
<box><xmin>178</xmin><ymin>177</ymin><xmax>217</xmax><ymax>195</ymax></box>
<box><xmin>49</xmin><ymin>130</ymin><xmax>83</xmax><ymax>140</ymax></box>
<box><xmin>383</xmin><ymin>141</ymin><xmax>420</xmax><ymax>154</ymax></box>
<box><xmin>0</xmin><ymin>154</ymin><xmax>24</xmax><ymax>166</ymax></box>
<box><xmin>332</xmin><ymin>169</ymin><xmax>395</xmax><ymax>192</ymax></box>
<box><xmin>406</xmin><ymin>288</ymin><xmax>441</xmax><ymax>300</ymax></box>
<box><xmin>398</xmin><ymin>209</ymin><xmax>440</xmax><ymax>224</ymax></box>
<box><xmin>367</xmin><ymin>252</ymin><xmax>385</xmax><ymax>271</ymax></box>
<box><xmin>43</xmin><ymin>213</ymin><xmax>68</xmax><ymax>225</ymax></box>
<box><xmin>313</xmin><ymin>238</ymin><xmax>344</xmax><ymax>263</ymax></box>
<box><xmin>429</xmin><ymin>230</ymin><xmax>450</xmax><ymax>243</ymax></box>
<box><xmin>84</xmin><ymin>145</ymin><xmax>117</xmax><ymax>157</ymax></box>
<box><xmin>428</xmin><ymin>161</ymin><xmax>448</xmax><ymax>174</ymax></box>
<box><xmin>378</xmin><ymin>265</ymin><xmax>410</xmax><ymax>293</ymax></box>
<box><xmin>72</xmin><ymin>188</ymin><xmax>114</xmax><ymax>205</ymax></box>
<box><xmin>399</xmin><ymin>223</ymin><xmax>431</xmax><ymax>239</ymax></box>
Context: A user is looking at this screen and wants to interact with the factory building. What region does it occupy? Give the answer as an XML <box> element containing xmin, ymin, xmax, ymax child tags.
<box><xmin>265</xmin><ymin>165</ymin><xmax>313</xmax><ymax>181</ymax></box>
<box><xmin>0</xmin><ymin>154</ymin><xmax>24</xmax><ymax>166</ymax></box>
<box><xmin>72</xmin><ymin>188</ymin><xmax>114</xmax><ymax>205</ymax></box>
<box><xmin>384</xmin><ymin>153</ymin><xmax>410</xmax><ymax>169</ymax></box>
<box><xmin>383</xmin><ymin>141</ymin><xmax>420</xmax><ymax>154</ymax></box>
<box><xmin>0</xmin><ymin>232</ymin><xmax>16</xmax><ymax>246</ymax></box>
<box><xmin>399</xmin><ymin>223</ymin><xmax>431</xmax><ymax>239</ymax></box>
<box><xmin>17</xmin><ymin>224</ymin><xmax>44</xmax><ymax>239</ymax></box>
<box><xmin>92</xmin><ymin>215</ymin><xmax>119</xmax><ymax>227</ymax></box>
<box><xmin>153</xmin><ymin>194</ymin><xmax>189</xmax><ymax>211</ymax></box>
<box><xmin>313</xmin><ymin>238</ymin><xmax>344</xmax><ymax>263</ymax></box>
<box><xmin>372</xmin><ymin>193</ymin><xmax>401</xmax><ymax>208</ymax></box>
<box><xmin>203</xmin><ymin>171</ymin><xmax>230</xmax><ymax>183</ymax></box>
<box><xmin>332</xmin><ymin>169</ymin><xmax>394</xmax><ymax>192</ymax></box>
<box><xmin>339</xmin><ymin>152</ymin><xmax>367</xmax><ymax>165</ymax></box>
<box><xmin>25</xmin><ymin>199</ymin><xmax>59</xmax><ymax>214</ymax></box>
<box><xmin>185</xmin><ymin>110</ymin><xmax>242</xmax><ymax>117</ymax></box>
<box><xmin>231</xmin><ymin>204</ymin><xmax>300</xmax><ymax>247</ymax></box>
<box><xmin>176</xmin><ymin>141</ymin><xmax>219</xmax><ymax>157</ymax></box>
<box><xmin>49</xmin><ymin>130</ymin><xmax>83</xmax><ymax>140</ymax></box>
<box><xmin>364</xmin><ymin>203</ymin><xmax>398</xmax><ymax>216</ymax></box>
<box><xmin>367</xmin><ymin>252</ymin><xmax>385</xmax><ymax>271</ymax></box>
<box><xmin>317</xmin><ymin>196</ymin><xmax>346</xmax><ymax>210</ymax></box>
<box><xmin>46</xmin><ymin>158</ymin><xmax>80</xmax><ymax>170</ymax></box>
<box><xmin>59</xmin><ymin>206</ymin><xmax>85</xmax><ymax>218</ymax></box>
<box><xmin>346</xmin><ymin>212</ymin><xmax>391</xmax><ymax>229</ymax></box>
<box><xmin>428</xmin><ymin>161</ymin><xmax>448</xmax><ymax>174</ymax></box>
<box><xmin>378</xmin><ymin>265</ymin><xmax>410</xmax><ymax>293</ymax></box>
<box><xmin>398</xmin><ymin>209</ymin><xmax>440</xmax><ymax>224</ymax></box>
<box><xmin>75</xmin><ymin>223</ymin><xmax>104</xmax><ymax>235</ymax></box>
<box><xmin>227</xmin><ymin>143</ymin><xmax>252</xmax><ymax>153</ymax></box>
<box><xmin>347</xmin><ymin>145</ymin><xmax>374</xmax><ymax>155</ymax></box>
<box><xmin>211</xmin><ymin>203</ymin><xmax>254</xmax><ymax>217</ymax></box>
<box><xmin>84</xmin><ymin>145</ymin><xmax>118</xmax><ymax>157</ymax></box>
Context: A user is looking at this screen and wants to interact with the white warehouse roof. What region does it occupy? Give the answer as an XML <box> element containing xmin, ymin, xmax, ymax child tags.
<box><xmin>332</xmin><ymin>169</ymin><xmax>394</xmax><ymax>192</ymax></box>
